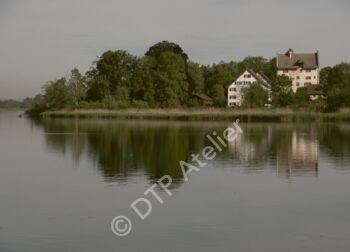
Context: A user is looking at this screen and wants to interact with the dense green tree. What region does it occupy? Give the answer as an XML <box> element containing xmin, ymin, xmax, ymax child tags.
<box><xmin>145</xmin><ymin>40</ymin><xmax>188</xmax><ymax>62</ymax></box>
<box><xmin>321</xmin><ymin>63</ymin><xmax>350</xmax><ymax>111</ymax></box>
<box><xmin>211</xmin><ymin>84</ymin><xmax>226</xmax><ymax>107</ymax></box>
<box><xmin>86</xmin><ymin>50</ymin><xmax>139</xmax><ymax>103</ymax></box>
<box><xmin>271</xmin><ymin>75</ymin><xmax>294</xmax><ymax>107</ymax></box>
<box><xmin>86</xmin><ymin>76</ymin><xmax>110</xmax><ymax>101</ymax></box>
<box><xmin>203</xmin><ymin>61</ymin><xmax>239</xmax><ymax>96</ymax></box>
<box><xmin>293</xmin><ymin>87</ymin><xmax>310</xmax><ymax>108</ymax></box>
<box><xmin>263</xmin><ymin>57</ymin><xmax>277</xmax><ymax>81</ymax></box>
<box><xmin>130</xmin><ymin>56</ymin><xmax>157</xmax><ymax>105</ymax></box>
<box><xmin>238</xmin><ymin>56</ymin><xmax>267</xmax><ymax>73</ymax></box>
<box><xmin>153</xmin><ymin>51</ymin><xmax>189</xmax><ymax>107</ymax></box>
<box><xmin>187</xmin><ymin>61</ymin><xmax>204</xmax><ymax>94</ymax></box>
<box><xmin>43</xmin><ymin>78</ymin><xmax>72</xmax><ymax>109</ymax></box>
<box><xmin>242</xmin><ymin>84</ymin><xmax>268</xmax><ymax>108</ymax></box>
<box><xmin>320</xmin><ymin>66</ymin><xmax>332</xmax><ymax>87</ymax></box>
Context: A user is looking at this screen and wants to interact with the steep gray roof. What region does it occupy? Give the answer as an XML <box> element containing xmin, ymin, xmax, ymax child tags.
<box><xmin>247</xmin><ymin>69</ymin><xmax>272</xmax><ymax>89</ymax></box>
<box><xmin>277</xmin><ymin>49</ymin><xmax>319</xmax><ymax>69</ymax></box>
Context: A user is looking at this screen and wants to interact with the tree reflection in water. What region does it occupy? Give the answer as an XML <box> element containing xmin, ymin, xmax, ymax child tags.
<box><xmin>32</xmin><ymin>118</ymin><xmax>350</xmax><ymax>183</ymax></box>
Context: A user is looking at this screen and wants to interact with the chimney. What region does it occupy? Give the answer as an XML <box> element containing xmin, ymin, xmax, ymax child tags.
<box><xmin>285</xmin><ymin>48</ymin><xmax>293</xmax><ymax>59</ymax></box>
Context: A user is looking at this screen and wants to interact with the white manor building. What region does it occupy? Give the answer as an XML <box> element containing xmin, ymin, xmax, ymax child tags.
<box><xmin>277</xmin><ymin>49</ymin><xmax>320</xmax><ymax>93</ymax></box>
<box><xmin>227</xmin><ymin>69</ymin><xmax>272</xmax><ymax>107</ymax></box>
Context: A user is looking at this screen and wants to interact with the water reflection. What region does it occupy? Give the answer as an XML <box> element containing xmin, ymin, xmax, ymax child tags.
<box><xmin>31</xmin><ymin>118</ymin><xmax>350</xmax><ymax>182</ymax></box>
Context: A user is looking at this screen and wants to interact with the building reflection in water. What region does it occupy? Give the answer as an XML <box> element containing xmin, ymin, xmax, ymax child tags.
<box><xmin>228</xmin><ymin>124</ymin><xmax>319</xmax><ymax>178</ymax></box>
<box><xmin>277</xmin><ymin>130</ymin><xmax>319</xmax><ymax>178</ymax></box>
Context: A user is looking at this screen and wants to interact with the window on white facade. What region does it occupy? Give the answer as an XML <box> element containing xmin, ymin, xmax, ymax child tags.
<box><xmin>306</xmin><ymin>70</ymin><xmax>311</xmax><ymax>72</ymax></box>
<box><xmin>306</xmin><ymin>76</ymin><xmax>311</xmax><ymax>80</ymax></box>
<box><xmin>296</xmin><ymin>76</ymin><xmax>300</xmax><ymax>80</ymax></box>
<box><xmin>296</xmin><ymin>82</ymin><xmax>300</xmax><ymax>87</ymax></box>
<box><xmin>283</xmin><ymin>70</ymin><xmax>288</xmax><ymax>73</ymax></box>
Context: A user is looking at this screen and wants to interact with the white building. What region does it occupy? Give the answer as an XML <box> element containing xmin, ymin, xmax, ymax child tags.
<box><xmin>277</xmin><ymin>49</ymin><xmax>320</xmax><ymax>93</ymax></box>
<box><xmin>227</xmin><ymin>69</ymin><xmax>272</xmax><ymax>107</ymax></box>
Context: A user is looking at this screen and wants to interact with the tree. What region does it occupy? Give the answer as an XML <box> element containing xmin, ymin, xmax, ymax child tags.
<box><xmin>242</xmin><ymin>84</ymin><xmax>268</xmax><ymax>108</ymax></box>
<box><xmin>271</xmin><ymin>75</ymin><xmax>294</xmax><ymax>107</ymax></box>
<box><xmin>86</xmin><ymin>50</ymin><xmax>139</xmax><ymax>103</ymax></box>
<box><xmin>293</xmin><ymin>87</ymin><xmax>309</xmax><ymax>108</ymax></box>
<box><xmin>263</xmin><ymin>57</ymin><xmax>277</xmax><ymax>81</ymax></box>
<box><xmin>187</xmin><ymin>61</ymin><xmax>204</xmax><ymax>94</ymax></box>
<box><xmin>86</xmin><ymin>76</ymin><xmax>110</xmax><ymax>101</ymax></box>
<box><xmin>43</xmin><ymin>78</ymin><xmax>72</xmax><ymax>109</ymax></box>
<box><xmin>211</xmin><ymin>84</ymin><xmax>226</xmax><ymax>107</ymax></box>
<box><xmin>321</xmin><ymin>63</ymin><xmax>350</xmax><ymax>112</ymax></box>
<box><xmin>145</xmin><ymin>41</ymin><xmax>188</xmax><ymax>62</ymax></box>
<box><xmin>153</xmin><ymin>51</ymin><xmax>189</xmax><ymax>107</ymax></box>
<box><xmin>68</xmin><ymin>68</ymin><xmax>86</xmax><ymax>106</ymax></box>
<box><xmin>238</xmin><ymin>56</ymin><xmax>268</xmax><ymax>73</ymax></box>
<box><xmin>203</xmin><ymin>61</ymin><xmax>239</xmax><ymax>98</ymax></box>
<box><xmin>130</xmin><ymin>56</ymin><xmax>157</xmax><ymax>105</ymax></box>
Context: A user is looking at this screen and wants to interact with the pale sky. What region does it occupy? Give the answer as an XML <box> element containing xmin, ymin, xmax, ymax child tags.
<box><xmin>0</xmin><ymin>0</ymin><xmax>349</xmax><ymax>99</ymax></box>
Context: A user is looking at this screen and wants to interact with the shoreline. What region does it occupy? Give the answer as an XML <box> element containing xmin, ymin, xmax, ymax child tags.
<box><xmin>40</xmin><ymin>108</ymin><xmax>350</xmax><ymax>122</ymax></box>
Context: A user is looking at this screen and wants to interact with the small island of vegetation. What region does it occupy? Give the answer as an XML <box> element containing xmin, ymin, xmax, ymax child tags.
<box><xmin>26</xmin><ymin>41</ymin><xmax>350</xmax><ymax>121</ymax></box>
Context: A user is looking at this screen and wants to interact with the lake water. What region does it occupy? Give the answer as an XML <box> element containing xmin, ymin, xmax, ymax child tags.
<box><xmin>1</xmin><ymin>110</ymin><xmax>350</xmax><ymax>252</ymax></box>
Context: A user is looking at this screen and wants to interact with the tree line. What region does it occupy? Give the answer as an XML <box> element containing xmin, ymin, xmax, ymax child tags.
<box><xmin>27</xmin><ymin>41</ymin><xmax>350</xmax><ymax>114</ymax></box>
<box><xmin>0</xmin><ymin>99</ymin><xmax>32</xmax><ymax>109</ymax></box>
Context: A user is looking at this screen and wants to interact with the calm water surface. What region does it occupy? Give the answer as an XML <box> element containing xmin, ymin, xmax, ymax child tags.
<box><xmin>1</xmin><ymin>110</ymin><xmax>350</xmax><ymax>252</ymax></box>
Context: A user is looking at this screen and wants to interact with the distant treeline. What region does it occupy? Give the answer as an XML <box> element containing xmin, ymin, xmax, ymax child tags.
<box><xmin>27</xmin><ymin>41</ymin><xmax>350</xmax><ymax>115</ymax></box>
<box><xmin>0</xmin><ymin>98</ymin><xmax>32</xmax><ymax>109</ymax></box>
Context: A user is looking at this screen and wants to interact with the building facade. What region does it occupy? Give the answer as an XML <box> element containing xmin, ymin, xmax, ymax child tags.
<box><xmin>277</xmin><ymin>49</ymin><xmax>320</xmax><ymax>93</ymax></box>
<box><xmin>227</xmin><ymin>69</ymin><xmax>271</xmax><ymax>107</ymax></box>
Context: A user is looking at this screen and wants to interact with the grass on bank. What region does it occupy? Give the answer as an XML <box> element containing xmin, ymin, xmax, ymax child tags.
<box><xmin>41</xmin><ymin>108</ymin><xmax>350</xmax><ymax>122</ymax></box>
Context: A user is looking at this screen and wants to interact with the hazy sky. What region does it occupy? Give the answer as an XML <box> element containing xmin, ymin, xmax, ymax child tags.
<box><xmin>0</xmin><ymin>0</ymin><xmax>349</xmax><ymax>99</ymax></box>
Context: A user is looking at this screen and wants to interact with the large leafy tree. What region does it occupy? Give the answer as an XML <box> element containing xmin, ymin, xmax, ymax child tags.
<box><xmin>86</xmin><ymin>50</ymin><xmax>139</xmax><ymax>103</ymax></box>
<box><xmin>187</xmin><ymin>61</ymin><xmax>204</xmax><ymax>94</ymax></box>
<box><xmin>293</xmin><ymin>87</ymin><xmax>310</xmax><ymax>108</ymax></box>
<box><xmin>145</xmin><ymin>40</ymin><xmax>188</xmax><ymax>62</ymax></box>
<box><xmin>43</xmin><ymin>78</ymin><xmax>72</xmax><ymax>109</ymax></box>
<box><xmin>263</xmin><ymin>57</ymin><xmax>277</xmax><ymax>81</ymax></box>
<box><xmin>130</xmin><ymin>56</ymin><xmax>157</xmax><ymax>105</ymax></box>
<box><xmin>203</xmin><ymin>61</ymin><xmax>239</xmax><ymax>97</ymax></box>
<box><xmin>153</xmin><ymin>51</ymin><xmax>189</xmax><ymax>107</ymax></box>
<box><xmin>242</xmin><ymin>84</ymin><xmax>268</xmax><ymax>108</ymax></box>
<box><xmin>211</xmin><ymin>84</ymin><xmax>226</xmax><ymax>107</ymax></box>
<box><xmin>321</xmin><ymin>63</ymin><xmax>350</xmax><ymax>111</ymax></box>
<box><xmin>238</xmin><ymin>56</ymin><xmax>267</xmax><ymax>73</ymax></box>
<box><xmin>271</xmin><ymin>75</ymin><xmax>294</xmax><ymax>107</ymax></box>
